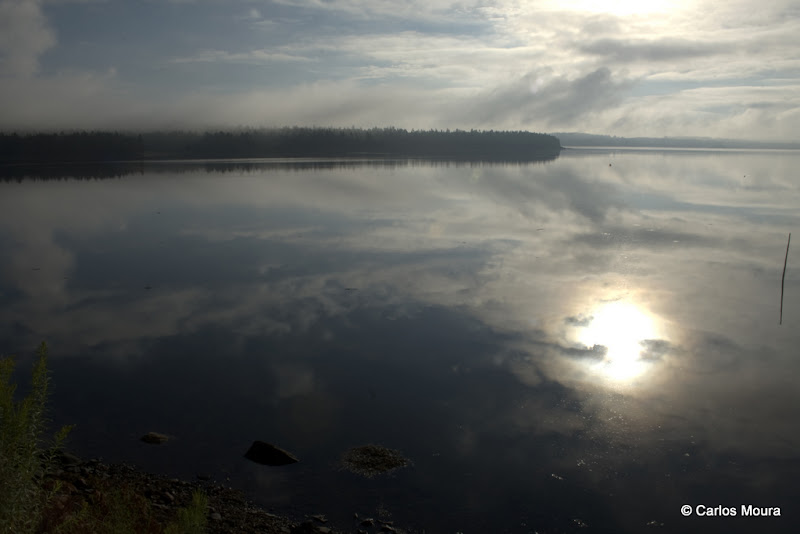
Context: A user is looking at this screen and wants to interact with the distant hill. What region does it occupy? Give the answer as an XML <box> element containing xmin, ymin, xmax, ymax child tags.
<box><xmin>552</xmin><ymin>132</ymin><xmax>800</xmax><ymax>150</ymax></box>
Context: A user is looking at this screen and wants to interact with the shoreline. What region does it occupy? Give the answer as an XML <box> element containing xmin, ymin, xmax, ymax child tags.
<box><xmin>45</xmin><ymin>450</ymin><xmax>406</xmax><ymax>534</ymax></box>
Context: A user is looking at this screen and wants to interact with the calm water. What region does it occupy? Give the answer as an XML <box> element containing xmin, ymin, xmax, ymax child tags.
<box><xmin>1</xmin><ymin>150</ymin><xmax>799</xmax><ymax>533</ymax></box>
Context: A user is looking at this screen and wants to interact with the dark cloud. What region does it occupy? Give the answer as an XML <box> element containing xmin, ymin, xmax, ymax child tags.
<box><xmin>639</xmin><ymin>338</ymin><xmax>675</xmax><ymax>361</ymax></box>
<box><xmin>565</xmin><ymin>314</ymin><xmax>593</xmax><ymax>327</ymax></box>
<box><xmin>562</xmin><ymin>343</ymin><xmax>607</xmax><ymax>361</ymax></box>
<box><xmin>577</xmin><ymin>38</ymin><xmax>726</xmax><ymax>63</ymax></box>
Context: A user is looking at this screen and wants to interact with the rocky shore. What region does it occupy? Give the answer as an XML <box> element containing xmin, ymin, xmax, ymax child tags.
<box><xmin>43</xmin><ymin>450</ymin><xmax>409</xmax><ymax>534</ymax></box>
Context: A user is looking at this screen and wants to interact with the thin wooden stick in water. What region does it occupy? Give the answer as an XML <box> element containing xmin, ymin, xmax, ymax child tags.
<box><xmin>780</xmin><ymin>233</ymin><xmax>791</xmax><ymax>325</ymax></box>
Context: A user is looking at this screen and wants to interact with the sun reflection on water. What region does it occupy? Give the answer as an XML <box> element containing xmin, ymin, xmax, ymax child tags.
<box><xmin>573</xmin><ymin>300</ymin><xmax>661</xmax><ymax>382</ymax></box>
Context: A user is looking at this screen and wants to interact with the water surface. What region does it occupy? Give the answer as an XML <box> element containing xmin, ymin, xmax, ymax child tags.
<box><xmin>1</xmin><ymin>150</ymin><xmax>798</xmax><ymax>533</ymax></box>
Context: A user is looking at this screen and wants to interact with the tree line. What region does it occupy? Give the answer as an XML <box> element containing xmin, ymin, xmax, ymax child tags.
<box><xmin>0</xmin><ymin>127</ymin><xmax>562</xmax><ymax>164</ymax></box>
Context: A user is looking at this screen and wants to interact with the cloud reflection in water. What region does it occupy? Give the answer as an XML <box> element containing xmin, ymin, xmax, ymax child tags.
<box><xmin>2</xmin><ymin>152</ymin><xmax>800</xmax><ymax>532</ymax></box>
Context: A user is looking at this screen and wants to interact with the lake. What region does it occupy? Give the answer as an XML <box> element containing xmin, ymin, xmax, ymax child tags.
<box><xmin>1</xmin><ymin>149</ymin><xmax>799</xmax><ymax>533</ymax></box>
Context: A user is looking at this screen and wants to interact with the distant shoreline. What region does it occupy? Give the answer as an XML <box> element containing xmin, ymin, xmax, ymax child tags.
<box><xmin>561</xmin><ymin>145</ymin><xmax>800</xmax><ymax>152</ymax></box>
<box><xmin>553</xmin><ymin>132</ymin><xmax>800</xmax><ymax>150</ymax></box>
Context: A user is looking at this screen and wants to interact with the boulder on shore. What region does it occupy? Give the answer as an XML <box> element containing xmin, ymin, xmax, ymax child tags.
<box><xmin>244</xmin><ymin>441</ymin><xmax>299</xmax><ymax>466</ymax></box>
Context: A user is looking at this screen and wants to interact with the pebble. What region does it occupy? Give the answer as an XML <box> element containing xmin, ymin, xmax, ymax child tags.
<box><xmin>210</xmin><ymin>512</ymin><xmax>222</xmax><ymax>521</ymax></box>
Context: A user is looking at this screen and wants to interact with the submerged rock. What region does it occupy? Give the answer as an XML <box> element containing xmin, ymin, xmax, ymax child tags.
<box><xmin>244</xmin><ymin>441</ymin><xmax>299</xmax><ymax>466</ymax></box>
<box><xmin>140</xmin><ymin>432</ymin><xmax>169</xmax><ymax>444</ymax></box>
<box><xmin>341</xmin><ymin>445</ymin><xmax>410</xmax><ymax>478</ymax></box>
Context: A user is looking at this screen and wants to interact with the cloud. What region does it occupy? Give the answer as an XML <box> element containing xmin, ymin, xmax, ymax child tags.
<box><xmin>272</xmin><ymin>0</ymin><xmax>487</xmax><ymax>23</ymax></box>
<box><xmin>467</xmin><ymin>68</ymin><xmax>637</xmax><ymax>128</ymax></box>
<box><xmin>0</xmin><ymin>0</ymin><xmax>56</xmax><ymax>77</ymax></box>
<box><xmin>562</xmin><ymin>343</ymin><xmax>607</xmax><ymax>360</ymax></box>
<box><xmin>565</xmin><ymin>314</ymin><xmax>593</xmax><ymax>327</ymax></box>
<box><xmin>171</xmin><ymin>48</ymin><xmax>316</xmax><ymax>64</ymax></box>
<box><xmin>42</xmin><ymin>0</ymin><xmax>106</xmax><ymax>4</ymax></box>
<box><xmin>0</xmin><ymin>0</ymin><xmax>798</xmax><ymax>140</ymax></box>
<box><xmin>0</xmin><ymin>75</ymin><xmax>465</xmax><ymax>131</ymax></box>
<box><xmin>598</xmin><ymin>85</ymin><xmax>800</xmax><ymax>140</ymax></box>
<box><xmin>577</xmin><ymin>37</ymin><xmax>727</xmax><ymax>62</ymax></box>
<box><xmin>638</xmin><ymin>339</ymin><xmax>675</xmax><ymax>361</ymax></box>
<box><xmin>0</xmin><ymin>69</ymin><xmax>126</xmax><ymax>130</ymax></box>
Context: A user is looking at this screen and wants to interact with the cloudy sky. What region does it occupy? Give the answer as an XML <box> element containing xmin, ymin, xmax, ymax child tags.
<box><xmin>1</xmin><ymin>0</ymin><xmax>799</xmax><ymax>139</ymax></box>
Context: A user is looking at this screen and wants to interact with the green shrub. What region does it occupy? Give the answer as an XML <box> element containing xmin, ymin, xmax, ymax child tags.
<box><xmin>0</xmin><ymin>342</ymin><xmax>72</xmax><ymax>534</ymax></box>
<box><xmin>1</xmin><ymin>343</ymin><xmax>207</xmax><ymax>534</ymax></box>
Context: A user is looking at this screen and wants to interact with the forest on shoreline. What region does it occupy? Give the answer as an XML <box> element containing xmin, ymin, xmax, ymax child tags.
<box><xmin>0</xmin><ymin>127</ymin><xmax>562</xmax><ymax>164</ymax></box>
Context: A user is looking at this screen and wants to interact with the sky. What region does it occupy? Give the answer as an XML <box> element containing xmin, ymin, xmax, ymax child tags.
<box><xmin>0</xmin><ymin>0</ymin><xmax>799</xmax><ymax>140</ymax></box>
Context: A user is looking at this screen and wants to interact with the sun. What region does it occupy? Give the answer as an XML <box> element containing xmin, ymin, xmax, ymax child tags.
<box><xmin>574</xmin><ymin>301</ymin><xmax>659</xmax><ymax>381</ymax></box>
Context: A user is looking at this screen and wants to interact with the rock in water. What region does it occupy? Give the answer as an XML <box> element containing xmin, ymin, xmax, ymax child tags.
<box><xmin>140</xmin><ymin>432</ymin><xmax>169</xmax><ymax>444</ymax></box>
<box><xmin>340</xmin><ymin>444</ymin><xmax>409</xmax><ymax>478</ymax></box>
<box><xmin>244</xmin><ymin>441</ymin><xmax>299</xmax><ymax>466</ymax></box>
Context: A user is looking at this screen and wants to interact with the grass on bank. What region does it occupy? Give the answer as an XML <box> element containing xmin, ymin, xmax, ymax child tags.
<box><xmin>47</xmin><ymin>484</ymin><xmax>208</xmax><ymax>534</ymax></box>
<box><xmin>0</xmin><ymin>342</ymin><xmax>208</xmax><ymax>534</ymax></box>
<box><xmin>165</xmin><ymin>491</ymin><xmax>209</xmax><ymax>534</ymax></box>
